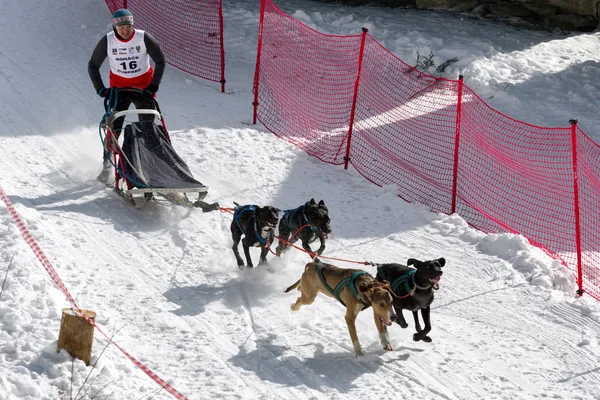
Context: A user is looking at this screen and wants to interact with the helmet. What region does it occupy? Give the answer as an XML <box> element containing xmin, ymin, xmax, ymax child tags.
<box><xmin>112</xmin><ymin>9</ymin><xmax>133</xmax><ymax>26</ymax></box>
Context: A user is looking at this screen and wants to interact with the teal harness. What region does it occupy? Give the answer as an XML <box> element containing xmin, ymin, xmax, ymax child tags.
<box><xmin>316</xmin><ymin>264</ymin><xmax>370</xmax><ymax>308</ymax></box>
<box><xmin>377</xmin><ymin>267</ymin><xmax>416</xmax><ymax>296</ymax></box>
<box><xmin>233</xmin><ymin>204</ymin><xmax>268</xmax><ymax>245</ymax></box>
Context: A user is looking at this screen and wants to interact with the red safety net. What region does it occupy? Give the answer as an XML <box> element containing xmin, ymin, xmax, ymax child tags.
<box><xmin>105</xmin><ymin>0</ymin><xmax>225</xmax><ymax>90</ymax></box>
<box><xmin>254</xmin><ymin>0</ymin><xmax>600</xmax><ymax>300</ymax></box>
<box><xmin>253</xmin><ymin>0</ymin><xmax>363</xmax><ymax>164</ymax></box>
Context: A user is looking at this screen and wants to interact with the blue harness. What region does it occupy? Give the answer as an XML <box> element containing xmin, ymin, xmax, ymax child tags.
<box><xmin>377</xmin><ymin>267</ymin><xmax>416</xmax><ymax>296</ymax></box>
<box><xmin>233</xmin><ymin>205</ymin><xmax>267</xmax><ymax>245</ymax></box>
<box><xmin>316</xmin><ymin>264</ymin><xmax>370</xmax><ymax>308</ymax></box>
<box><xmin>282</xmin><ymin>205</ymin><xmax>318</xmax><ymax>233</ymax></box>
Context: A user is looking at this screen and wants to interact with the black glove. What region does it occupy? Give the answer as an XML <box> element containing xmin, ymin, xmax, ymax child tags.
<box><xmin>144</xmin><ymin>83</ymin><xmax>159</xmax><ymax>94</ymax></box>
<box><xmin>97</xmin><ymin>86</ymin><xmax>113</xmax><ymax>98</ymax></box>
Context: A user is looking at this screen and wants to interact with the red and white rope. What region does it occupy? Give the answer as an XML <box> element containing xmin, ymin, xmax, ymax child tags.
<box><xmin>0</xmin><ymin>185</ymin><xmax>188</xmax><ymax>400</ymax></box>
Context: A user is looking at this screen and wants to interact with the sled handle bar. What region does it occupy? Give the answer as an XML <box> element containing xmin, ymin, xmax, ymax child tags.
<box><xmin>111</xmin><ymin>109</ymin><xmax>162</xmax><ymax>121</ymax></box>
<box><xmin>103</xmin><ymin>87</ymin><xmax>163</xmax><ymax>114</ymax></box>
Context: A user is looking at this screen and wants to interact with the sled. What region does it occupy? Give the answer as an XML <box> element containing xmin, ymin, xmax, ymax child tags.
<box><xmin>99</xmin><ymin>88</ymin><xmax>219</xmax><ymax>212</ymax></box>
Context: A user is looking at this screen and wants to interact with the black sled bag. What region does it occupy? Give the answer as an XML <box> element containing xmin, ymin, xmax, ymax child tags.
<box><xmin>120</xmin><ymin>120</ymin><xmax>204</xmax><ymax>189</ymax></box>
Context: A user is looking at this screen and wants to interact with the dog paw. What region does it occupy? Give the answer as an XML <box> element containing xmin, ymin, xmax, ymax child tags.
<box><xmin>413</xmin><ymin>332</ymin><xmax>430</xmax><ymax>342</ymax></box>
<box><xmin>383</xmin><ymin>344</ymin><xmax>394</xmax><ymax>351</ymax></box>
<box><xmin>398</xmin><ymin>321</ymin><xmax>408</xmax><ymax>329</ymax></box>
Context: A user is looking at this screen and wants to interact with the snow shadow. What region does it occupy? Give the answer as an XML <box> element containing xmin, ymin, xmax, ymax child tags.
<box><xmin>164</xmin><ymin>272</ymin><xmax>277</xmax><ymax>317</ymax></box>
<box><xmin>9</xmin><ymin>183</ymin><xmax>193</xmax><ymax>234</ymax></box>
<box><xmin>228</xmin><ymin>333</ymin><xmax>405</xmax><ymax>393</ymax></box>
<box><xmin>268</xmin><ymin>152</ymin><xmax>432</xmax><ymax>242</ymax></box>
<box><xmin>163</xmin><ymin>284</ymin><xmax>230</xmax><ymax>316</ymax></box>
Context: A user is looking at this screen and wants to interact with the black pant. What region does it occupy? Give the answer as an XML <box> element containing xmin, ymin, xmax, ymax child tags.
<box><xmin>103</xmin><ymin>90</ymin><xmax>156</xmax><ymax>161</ymax></box>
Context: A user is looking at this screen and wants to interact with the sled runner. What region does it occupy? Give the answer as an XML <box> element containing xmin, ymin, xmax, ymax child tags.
<box><xmin>99</xmin><ymin>88</ymin><xmax>219</xmax><ymax>211</ymax></box>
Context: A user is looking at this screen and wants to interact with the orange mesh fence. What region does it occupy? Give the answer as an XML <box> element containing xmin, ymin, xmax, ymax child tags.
<box><xmin>456</xmin><ymin>87</ymin><xmax>575</xmax><ymax>245</ymax></box>
<box><xmin>252</xmin><ymin>0</ymin><xmax>363</xmax><ymax>164</ymax></box>
<box><xmin>351</xmin><ymin>35</ymin><xmax>460</xmax><ymax>214</ymax></box>
<box><xmin>254</xmin><ymin>0</ymin><xmax>600</xmax><ymax>300</ymax></box>
<box><xmin>577</xmin><ymin>128</ymin><xmax>600</xmax><ymax>295</ymax></box>
<box><xmin>105</xmin><ymin>0</ymin><xmax>225</xmax><ymax>91</ymax></box>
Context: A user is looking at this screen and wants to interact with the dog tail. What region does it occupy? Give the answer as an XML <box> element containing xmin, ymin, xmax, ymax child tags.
<box><xmin>284</xmin><ymin>279</ymin><xmax>301</xmax><ymax>293</ymax></box>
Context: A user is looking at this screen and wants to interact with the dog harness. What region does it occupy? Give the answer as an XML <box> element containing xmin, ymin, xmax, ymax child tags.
<box><xmin>282</xmin><ymin>205</ymin><xmax>319</xmax><ymax>233</ymax></box>
<box><xmin>377</xmin><ymin>267</ymin><xmax>417</xmax><ymax>296</ymax></box>
<box><xmin>233</xmin><ymin>205</ymin><xmax>268</xmax><ymax>245</ymax></box>
<box><xmin>316</xmin><ymin>264</ymin><xmax>370</xmax><ymax>309</ymax></box>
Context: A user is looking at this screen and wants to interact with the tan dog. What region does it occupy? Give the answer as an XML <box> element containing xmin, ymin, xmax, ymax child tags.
<box><xmin>285</xmin><ymin>261</ymin><xmax>397</xmax><ymax>357</ymax></box>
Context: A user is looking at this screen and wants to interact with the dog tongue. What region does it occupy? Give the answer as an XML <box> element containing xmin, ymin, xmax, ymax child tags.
<box><xmin>431</xmin><ymin>277</ymin><xmax>441</xmax><ymax>289</ymax></box>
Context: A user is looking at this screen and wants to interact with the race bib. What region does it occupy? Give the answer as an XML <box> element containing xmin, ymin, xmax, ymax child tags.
<box><xmin>106</xmin><ymin>30</ymin><xmax>150</xmax><ymax>79</ymax></box>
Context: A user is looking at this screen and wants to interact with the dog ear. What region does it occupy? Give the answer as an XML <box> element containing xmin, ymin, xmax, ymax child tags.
<box><xmin>358</xmin><ymin>281</ymin><xmax>373</xmax><ymax>293</ymax></box>
<box><xmin>310</xmin><ymin>198</ymin><xmax>316</xmax><ymax>204</ymax></box>
<box><xmin>407</xmin><ymin>258</ymin><xmax>419</xmax><ymax>266</ymax></box>
<box><xmin>318</xmin><ymin>200</ymin><xmax>325</xmax><ymax>206</ymax></box>
<box><xmin>437</xmin><ymin>258</ymin><xmax>446</xmax><ymax>267</ymax></box>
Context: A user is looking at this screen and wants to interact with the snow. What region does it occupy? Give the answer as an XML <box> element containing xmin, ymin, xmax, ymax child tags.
<box><xmin>1</xmin><ymin>0</ymin><xmax>600</xmax><ymax>399</ymax></box>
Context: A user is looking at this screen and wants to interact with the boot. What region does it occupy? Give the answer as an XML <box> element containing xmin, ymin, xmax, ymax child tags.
<box><xmin>96</xmin><ymin>159</ymin><xmax>111</xmax><ymax>183</ymax></box>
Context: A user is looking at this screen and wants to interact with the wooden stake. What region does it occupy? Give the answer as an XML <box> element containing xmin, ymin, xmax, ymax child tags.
<box><xmin>57</xmin><ymin>308</ymin><xmax>96</xmax><ymax>365</ymax></box>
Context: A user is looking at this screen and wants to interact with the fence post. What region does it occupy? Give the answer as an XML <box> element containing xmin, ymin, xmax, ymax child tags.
<box><xmin>343</xmin><ymin>28</ymin><xmax>368</xmax><ymax>170</ymax></box>
<box><xmin>451</xmin><ymin>75</ymin><xmax>464</xmax><ymax>214</ymax></box>
<box><xmin>570</xmin><ymin>119</ymin><xmax>584</xmax><ymax>296</ymax></box>
<box><xmin>218</xmin><ymin>0</ymin><xmax>226</xmax><ymax>93</ymax></box>
<box><xmin>252</xmin><ymin>0</ymin><xmax>267</xmax><ymax>124</ymax></box>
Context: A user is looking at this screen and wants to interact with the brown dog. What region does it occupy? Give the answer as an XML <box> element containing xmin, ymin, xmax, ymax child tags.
<box><xmin>285</xmin><ymin>262</ymin><xmax>397</xmax><ymax>357</ymax></box>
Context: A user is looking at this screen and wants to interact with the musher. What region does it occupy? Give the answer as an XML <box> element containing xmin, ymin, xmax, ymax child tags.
<box><xmin>88</xmin><ymin>8</ymin><xmax>166</xmax><ymax>182</ymax></box>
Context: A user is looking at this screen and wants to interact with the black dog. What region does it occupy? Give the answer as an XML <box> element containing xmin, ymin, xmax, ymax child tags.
<box><xmin>275</xmin><ymin>199</ymin><xmax>332</xmax><ymax>258</ymax></box>
<box><xmin>230</xmin><ymin>203</ymin><xmax>280</xmax><ymax>268</ymax></box>
<box><xmin>376</xmin><ymin>258</ymin><xmax>445</xmax><ymax>342</ymax></box>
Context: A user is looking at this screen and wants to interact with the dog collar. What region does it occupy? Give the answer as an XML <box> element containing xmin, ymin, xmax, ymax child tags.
<box><xmin>412</xmin><ymin>272</ymin><xmax>432</xmax><ymax>291</ymax></box>
<box><xmin>302</xmin><ymin>205</ymin><xmax>319</xmax><ymax>232</ymax></box>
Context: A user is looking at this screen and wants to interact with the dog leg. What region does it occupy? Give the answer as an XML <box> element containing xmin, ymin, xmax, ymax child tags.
<box><xmin>290</xmin><ymin>277</ymin><xmax>318</xmax><ymax>311</ymax></box>
<box><xmin>242</xmin><ymin>238</ymin><xmax>254</xmax><ymax>268</ymax></box>
<box><xmin>301</xmin><ymin>241</ymin><xmax>314</xmax><ymax>255</ymax></box>
<box><xmin>275</xmin><ymin>242</ymin><xmax>284</xmax><ymax>256</ymax></box>
<box><xmin>395</xmin><ymin>307</ymin><xmax>408</xmax><ymax>328</ymax></box>
<box><xmin>275</xmin><ymin>233</ymin><xmax>289</xmax><ymax>256</ymax></box>
<box><xmin>375</xmin><ymin>316</ymin><xmax>393</xmax><ymax>351</ymax></box>
<box><xmin>345</xmin><ymin>308</ymin><xmax>363</xmax><ymax>357</ymax></box>
<box><xmin>231</xmin><ymin>234</ymin><xmax>245</xmax><ymax>268</ymax></box>
<box><xmin>275</xmin><ymin>224</ymin><xmax>291</xmax><ymax>256</ymax></box>
<box><xmin>316</xmin><ymin>235</ymin><xmax>326</xmax><ymax>256</ymax></box>
<box><xmin>301</xmin><ymin>241</ymin><xmax>321</xmax><ymax>262</ymax></box>
<box><xmin>258</xmin><ymin>245</ymin><xmax>269</xmax><ymax>266</ymax></box>
<box><xmin>413</xmin><ymin>307</ymin><xmax>432</xmax><ymax>342</ymax></box>
<box><xmin>412</xmin><ymin>311</ymin><xmax>422</xmax><ymax>333</ymax></box>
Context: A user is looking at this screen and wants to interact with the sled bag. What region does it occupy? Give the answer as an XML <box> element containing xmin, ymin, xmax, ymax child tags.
<box><xmin>121</xmin><ymin>120</ymin><xmax>204</xmax><ymax>189</ymax></box>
